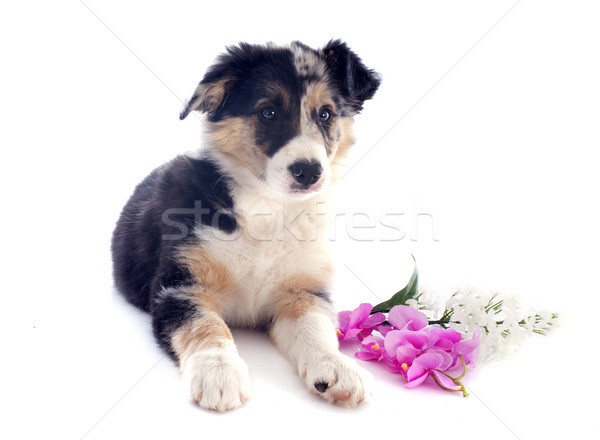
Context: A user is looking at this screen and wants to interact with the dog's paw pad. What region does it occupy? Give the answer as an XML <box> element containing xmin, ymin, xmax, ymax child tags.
<box><xmin>303</xmin><ymin>354</ymin><xmax>371</xmax><ymax>407</ymax></box>
<box><xmin>333</xmin><ymin>389</ymin><xmax>351</xmax><ymax>401</ymax></box>
<box><xmin>314</xmin><ymin>381</ymin><xmax>329</xmax><ymax>393</ymax></box>
<box><xmin>183</xmin><ymin>346</ymin><xmax>251</xmax><ymax>412</ymax></box>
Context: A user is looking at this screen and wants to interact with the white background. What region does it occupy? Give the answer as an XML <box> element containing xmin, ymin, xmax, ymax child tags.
<box><xmin>1</xmin><ymin>1</ymin><xmax>599</xmax><ymax>439</ymax></box>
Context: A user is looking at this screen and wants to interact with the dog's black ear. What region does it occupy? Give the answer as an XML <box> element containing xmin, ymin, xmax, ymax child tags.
<box><xmin>180</xmin><ymin>44</ymin><xmax>258</xmax><ymax>120</ymax></box>
<box><xmin>322</xmin><ymin>40</ymin><xmax>381</xmax><ymax>114</ymax></box>
<box><xmin>180</xmin><ymin>43</ymin><xmax>264</xmax><ymax>120</ymax></box>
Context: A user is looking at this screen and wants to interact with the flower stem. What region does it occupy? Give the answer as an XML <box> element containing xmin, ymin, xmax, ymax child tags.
<box><xmin>431</xmin><ymin>375</ymin><xmax>469</xmax><ymax>398</ymax></box>
<box><xmin>427</xmin><ymin>308</ymin><xmax>457</xmax><ymax>328</ymax></box>
<box><xmin>427</xmin><ymin>319</ymin><xmax>460</xmax><ymax>327</ymax></box>
<box><xmin>455</xmin><ymin>355</ymin><xmax>467</xmax><ymax>380</ymax></box>
<box><xmin>432</xmin><ymin>356</ymin><xmax>469</xmax><ymax>397</ymax></box>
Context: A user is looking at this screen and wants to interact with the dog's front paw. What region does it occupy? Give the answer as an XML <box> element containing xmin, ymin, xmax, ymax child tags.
<box><xmin>301</xmin><ymin>354</ymin><xmax>372</xmax><ymax>407</ymax></box>
<box><xmin>183</xmin><ymin>344</ymin><xmax>251</xmax><ymax>412</ymax></box>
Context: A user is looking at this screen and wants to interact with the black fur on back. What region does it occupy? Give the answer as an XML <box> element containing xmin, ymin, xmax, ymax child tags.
<box><xmin>111</xmin><ymin>155</ymin><xmax>236</xmax><ymax>312</ymax></box>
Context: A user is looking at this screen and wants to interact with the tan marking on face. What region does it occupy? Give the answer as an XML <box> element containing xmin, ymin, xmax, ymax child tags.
<box><xmin>332</xmin><ymin>117</ymin><xmax>355</xmax><ymax>162</ymax></box>
<box><xmin>260</xmin><ymin>83</ymin><xmax>292</xmax><ymax>109</ymax></box>
<box><xmin>298</xmin><ymin>82</ymin><xmax>339</xmax><ymax>158</ymax></box>
<box><xmin>305</xmin><ymin>81</ymin><xmax>336</xmax><ymax>113</ymax></box>
<box><xmin>273</xmin><ymin>270</ymin><xmax>334</xmax><ymax>321</ymax></box>
<box><xmin>171</xmin><ymin>312</ymin><xmax>233</xmax><ymax>369</ymax></box>
<box><xmin>330</xmin><ymin>117</ymin><xmax>356</xmax><ymax>183</ymax></box>
<box><xmin>209</xmin><ymin>117</ymin><xmax>267</xmax><ymax>178</ymax></box>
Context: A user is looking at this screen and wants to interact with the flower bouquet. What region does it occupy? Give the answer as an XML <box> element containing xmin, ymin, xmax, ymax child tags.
<box><xmin>337</xmin><ymin>261</ymin><xmax>558</xmax><ymax>396</ymax></box>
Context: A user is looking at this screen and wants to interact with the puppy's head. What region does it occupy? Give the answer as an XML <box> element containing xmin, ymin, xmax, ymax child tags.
<box><xmin>180</xmin><ymin>40</ymin><xmax>380</xmax><ymax>198</ymax></box>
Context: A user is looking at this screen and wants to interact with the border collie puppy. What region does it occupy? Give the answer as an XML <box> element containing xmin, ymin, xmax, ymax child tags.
<box><xmin>112</xmin><ymin>40</ymin><xmax>380</xmax><ymax>411</ymax></box>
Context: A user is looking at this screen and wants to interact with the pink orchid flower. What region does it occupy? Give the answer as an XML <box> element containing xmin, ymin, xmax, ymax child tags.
<box><xmin>381</xmin><ymin>327</ymin><xmax>463</xmax><ymax>372</ymax></box>
<box><xmin>406</xmin><ymin>350</ymin><xmax>461</xmax><ymax>390</ymax></box>
<box><xmin>383</xmin><ymin>329</ymin><xmax>429</xmax><ymax>374</ymax></box>
<box><xmin>452</xmin><ymin>329</ymin><xmax>482</xmax><ymax>368</ymax></box>
<box><xmin>338</xmin><ymin>298</ymin><xmax>482</xmax><ymax>397</ymax></box>
<box><xmin>388</xmin><ymin>305</ymin><xmax>429</xmax><ymax>331</ymax></box>
<box><xmin>337</xmin><ymin>303</ymin><xmax>386</xmax><ymax>342</ymax></box>
<box><xmin>376</xmin><ymin>304</ymin><xmax>429</xmax><ymax>336</ymax></box>
<box><xmin>356</xmin><ymin>335</ymin><xmax>387</xmax><ymax>361</ymax></box>
<box><xmin>383</xmin><ymin>326</ymin><xmax>481</xmax><ymax>395</ymax></box>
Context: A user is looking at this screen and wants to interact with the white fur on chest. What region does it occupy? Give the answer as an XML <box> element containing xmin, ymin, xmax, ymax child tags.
<box><xmin>194</xmin><ymin>185</ymin><xmax>333</xmax><ymax>326</ymax></box>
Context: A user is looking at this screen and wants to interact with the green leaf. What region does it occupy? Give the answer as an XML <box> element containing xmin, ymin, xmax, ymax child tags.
<box><xmin>371</xmin><ymin>256</ymin><xmax>419</xmax><ymax>314</ymax></box>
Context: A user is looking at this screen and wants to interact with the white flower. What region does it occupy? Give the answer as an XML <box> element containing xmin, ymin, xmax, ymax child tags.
<box><xmin>414</xmin><ymin>283</ymin><xmax>445</xmax><ymax>318</ymax></box>
<box><xmin>417</xmin><ymin>285</ymin><xmax>559</xmax><ymax>365</ymax></box>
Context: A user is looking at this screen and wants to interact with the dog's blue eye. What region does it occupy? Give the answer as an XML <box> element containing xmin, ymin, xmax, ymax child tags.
<box><xmin>318</xmin><ymin>108</ymin><xmax>331</xmax><ymax>122</ymax></box>
<box><xmin>261</xmin><ymin>108</ymin><xmax>276</xmax><ymax>120</ymax></box>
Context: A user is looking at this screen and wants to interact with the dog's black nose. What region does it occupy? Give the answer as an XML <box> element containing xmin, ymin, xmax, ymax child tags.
<box><xmin>288</xmin><ymin>160</ymin><xmax>322</xmax><ymax>188</ymax></box>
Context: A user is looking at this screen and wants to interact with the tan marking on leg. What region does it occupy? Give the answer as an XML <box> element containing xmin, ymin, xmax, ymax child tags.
<box><xmin>179</xmin><ymin>246</ymin><xmax>234</xmax><ymax>291</ymax></box>
<box><xmin>273</xmin><ymin>272</ymin><xmax>333</xmax><ymax>321</ymax></box>
<box><xmin>171</xmin><ymin>312</ymin><xmax>233</xmax><ymax>369</ymax></box>
<box><xmin>178</xmin><ymin>246</ymin><xmax>235</xmax><ymax>313</ymax></box>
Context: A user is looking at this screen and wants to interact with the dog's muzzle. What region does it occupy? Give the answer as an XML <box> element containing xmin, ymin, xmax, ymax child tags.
<box><xmin>288</xmin><ymin>160</ymin><xmax>323</xmax><ymax>190</ymax></box>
